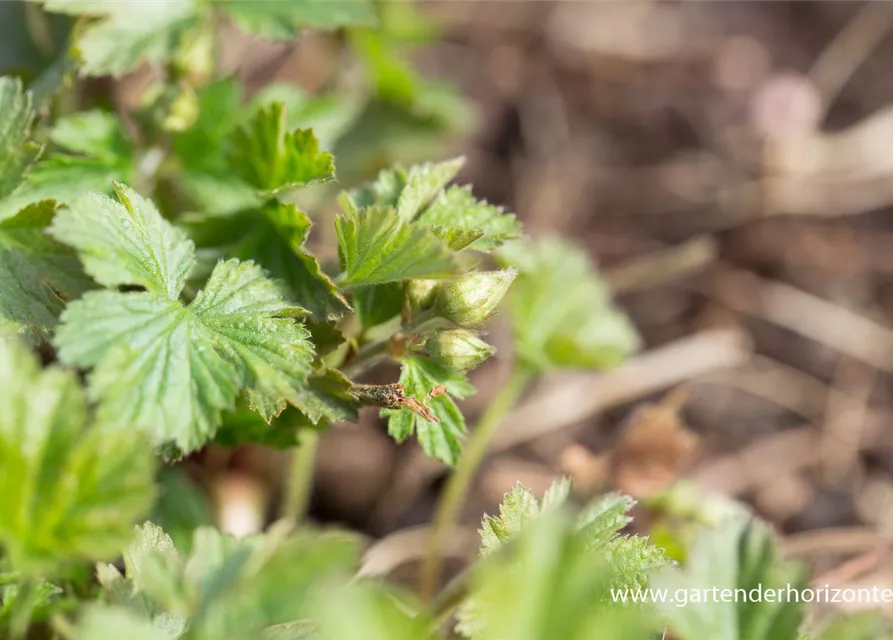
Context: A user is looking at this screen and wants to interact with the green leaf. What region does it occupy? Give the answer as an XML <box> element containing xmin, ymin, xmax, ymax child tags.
<box><xmin>214</xmin><ymin>405</ymin><xmax>311</xmax><ymax>449</ymax></box>
<box><xmin>334</xmin><ymin>206</ymin><xmax>457</xmax><ymax>287</ymax></box>
<box><xmin>73</xmin><ymin>606</ymin><xmax>174</xmax><ymax>640</ymax></box>
<box><xmin>227</xmin><ymin>102</ymin><xmax>335</xmax><ymax>194</ymax></box>
<box><xmin>263</xmin><ymin>621</ymin><xmax>318</xmax><ymax>640</ymax></box>
<box><xmin>173</xmin><ymin>78</ymin><xmax>244</xmax><ymax>175</ymax></box>
<box><xmin>352</xmin><ymin>282</ymin><xmax>404</xmax><ymax>330</ymax></box>
<box><xmin>184</xmin><ymin>203</ymin><xmax>349</xmax><ymax>321</ymax></box>
<box><xmin>49</xmin><ymin>109</ymin><xmax>131</xmax><ymax>163</ymax></box>
<box><xmin>263</xmin><ymin>202</ymin><xmax>350</xmax><ymax>320</ymax></box>
<box><xmin>49</xmin><ymin>185</ymin><xmax>315</xmax><ymax>451</ymax></box>
<box><xmin>293</xmin><ymin>367</ymin><xmax>359</xmax><ymax>426</ymax></box>
<box><xmin>479</xmin><ymin>479</ymin><xmax>570</xmax><ymax>556</ymax></box>
<box><xmin>219</xmin><ymin>0</ymin><xmax>375</xmax><ymax>39</ymax></box>
<box><xmin>396</xmin><ymin>156</ymin><xmax>464</xmax><ymax>220</ymax></box>
<box><xmin>0</xmin><ymin>200</ymin><xmax>93</xmax><ymax>334</ymax></box>
<box><xmin>178</xmin><ymin>172</ymin><xmax>261</xmax><ymax>217</ymax></box>
<box><xmin>498</xmin><ymin>236</ymin><xmax>640</xmax><ymax>371</ymax></box>
<box><xmin>458</xmin><ymin>510</ymin><xmax>657</xmax><ymax>640</ymax></box>
<box><xmin>350</xmin><ymin>29</ymin><xmax>418</xmax><ymax>107</ymax></box>
<box><xmin>214</xmin><ymin>367</ymin><xmax>358</xmax><ymax>448</ymax></box>
<box><xmin>465</xmin><ymin>482</ymin><xmax>665</xmax><ymax>637</ymax></box>
<box><xmin>0</xmin><ymin>76</ymin><xmax>41</xmax><ymax>200</ymax></box>
<box><xmin>250</xmin><ymin>84</ymin><xmax>363</xmax><ymax>151</ymax></box>
<box><xmin>8</xmin><ymin>109</ymin><xmax>137</xmax><ymax>215</ymax></box>
<box><xmin>382</xmin><ymin>355</ymin><xmax>473</xmax><ymax>465</ymax></box>
<box><xmin>310</xmin><ymin>581</ymin><xmax>430</xmax><ymax>640</ymax></box>
<box><xmin>656</xmin><ymin>517</ymin><xmax>809</xmax><ymax>640</ymax></box>
<box><xmin>49</xmin><ymin>183</ymin><xmax>195</xmax><ymax>299</ymax></box>
<box><xmin>0</xmin><ymin>576</ymin><xmax>63</xmax><ymax>626</ymax></box>
<box><xmin>0</xmin><ymin>339</ymin><xmax>155</xmax><ymax>573</ymax></box>
<box><xmin>575</xmin><ymin>493</ymin><xmax>635</xmax><ymax>549</ymax></box>
<box><xmin>70</xmin><ymin>1</ymin><xmax>202</xmax><ymax>77</ymax></box>
<box><xmin>54</xmin><ymin>258</ymin><xmax>314</xmax><ymax>452</ymax></box>
<box><xmin>480</xmin><ymin>484</ymin><xmax>546</xmax><ymax>556</ymax></box>
<box><xmin>342</xmin><ymin>166</ymin><xmax>407</xmax><ymax>210</ymax></box>
<box><xmin>417</xmin><ymin>186</ymin><xmax>520</xmax><ymax>251</ymax></box>
<box><xmin>150</xmin><ymin>468</ymin><xmax>214</xmax><ymax>553</ymax></box>
<box><xmin>0</xmin><ymin>156</ymin><xmax>126</xmax><ymax>218</ymax></box>
<box><xmin>815</xmin><ymin>612</ymin><xmax>893</xmax><ymax>640</ymax></box>
<box><xmin>96</xmin><ymin>522</ymin><xmax>358</xmax><ymax>640</ymax></box>
<box><xmin>100</xmin><ymin>523</ymin><xmax>197</xmax><ymax>640</ymax></box>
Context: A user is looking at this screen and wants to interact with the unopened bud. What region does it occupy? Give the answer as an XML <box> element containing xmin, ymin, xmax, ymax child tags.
<box><xmin>435</xmin><ymin>269</ymin><xmax>516</xmax><ymax>327</ymax></box>
<box><xmin>406</xmin><ymin>278</ymin><xmax>439</xmax><ymax>312</ymax></box>
<box><xmin>163</xmin><ymin>87</ymin><xmax>199</xmax><ymax>133</ymax></box>
<box><xmin>425</xmin><ymin>329</ymin><xmax>496</xmax><ymax>372</ymax></box>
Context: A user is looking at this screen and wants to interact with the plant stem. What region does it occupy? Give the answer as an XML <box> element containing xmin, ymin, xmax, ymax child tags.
<box><xmin>282</xmin><ymin>430</ymin><xmax>319</xmax><ymax>522</ymax></box>
<box><xmin>341</xmin><ymin>338</ymin><xmax>392</xmax><ymax>378</ymax></box>
<box><xmin>419</xmin><ymin>365</ymin><xmax>533</xmax><ymax>601</ymax></box>
<box><xmin>9</xmin><ymin>578</ymin><xmax>36</xmax><ymax>639</ymax></box>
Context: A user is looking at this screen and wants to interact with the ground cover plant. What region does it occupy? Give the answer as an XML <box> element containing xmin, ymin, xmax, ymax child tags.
<box><xmin>0</xmin><ymin>1</ymin><xmax>891</xmax><ymax>639</ymax></box>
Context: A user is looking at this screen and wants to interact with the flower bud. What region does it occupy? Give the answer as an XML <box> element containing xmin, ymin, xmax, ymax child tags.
<box><xmin>434</xmin><ymin>269</ymin><xmax>516</xmax><ymax>327</ymax></box>
<box><xmin>162</xmin><ymin>87</ymin><xmax>199</xmax><ymax>133</ymax></box>
<box><xmin>406</xmin><ymin>278</ymin><xmax>439</xmax><ymax>312</ymax></box>
<box><xmin>425</xmin><ymin>329</ymin><xmax>496</xmax><ymax>372</ymax></box>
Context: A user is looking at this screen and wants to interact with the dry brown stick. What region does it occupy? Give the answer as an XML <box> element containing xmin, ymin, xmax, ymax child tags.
<box><xmin>811</xmin><ymin>548</ymin><xmax>890</xmax><ymax>590</ymax></box>
<box><xmin>605</xmin><ymin>235</ymin><xmax>718</xmax><ymax>295</ymax></box>
<box><xmin>700</xmin><ymin>354</ymin><xmax>831</xmax><ymax>422</ymax></box>
<box><xmin>706</xmin><ymin>264</ymin><xmax>893</xmax><ymax>373</ymax></box>
<box><xmin>808</xmin><ymin>1</ymin><xmax>893</xmax><ymax>119</ymax></box>
<box><xmin>693</xmin><ymin>413</ymin><xmax>890</xmax><ymax>497</ymax></box>
<box><xmin>783</xmin><ymin>526</ymin><xmax>893</xmax><ymax>558</ymax></box>
<box><xmin>357</xmin><ymin>524</ymin><xmax>478</xmax><ymax>579</ymax></box>
<box><xmin>491</xmin><ymin>328</ymin><xmax>752</xmax><ymax>453</ymax></box>
<box><xmin>820</xmin><ymin>358</ymin><xmax>877</xmax><ymax>485</ymax></box>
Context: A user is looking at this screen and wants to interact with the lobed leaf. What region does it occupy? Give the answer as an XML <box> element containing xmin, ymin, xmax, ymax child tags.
<box><xmin>459</xmin><ymin>510</ymin><xmax>658</xmax><ymax>640</ymax></box>
<box><xmin>49</xmin><ymin>184</ymin><xmax>195</xmax><ymax>299</ymax></box>
<box><xmin>381</xmin><ymin>355</ymin><xmax>474</xmax><ymax>465</ymax></box>
<box><xmin>91</xmin><ymin>521</ymin><xmax>358</xmax><ymax>640</ymax></box>
<box><xmin>498</xmin><ymin>236</ymin><xmax>640</xmax><ymax>371</ymax></box>
<box><xmin>184</xmin><ymin>203</ymin><xmax>350</xmax><ymax>321</ymax></box>
<box><xmin>55</xmin><ymin>259</ymin><xmax>314</xmax><ymax>452</ymax></box>
<box><xmin>0</xmin><ymin>339</ymin><xmax>155</xmax><ymax>573</ymax></box>
<box><xmin>417</xmin><ymin>185</ymin><xmax>520</xmax><ymax>251</ymax></box>
<box><xmin>310</xmin><ymin>581</ymin><xmax>430</xmax><ymax>640</ymax></box>
<box><xmin>335</xmin><ymin>206</ymin><xmax>457</xmax><ymax>287</ymax></box>
<box><xmin>51</xmin><ymin>187</ymin><xmax>316</xmax><ymax>452</ymax></box>
<box><xmin>0</xmin><ymin>77</ymin><xmax>41</xmax><ymax>200</ymax></box>
<box><xmin>656</xmin><ymin>517</ymin><xmax>809</xmax><ymax>640</ymax></box>
<box><xmin>49</xmin><ymin>109</ymin><xmax>131</xmax><ymax>163</ymax></box>
<box><xmin>262</xmin><ymin>202</ymin><xmax>350</xmax><ymax>321</ymax></box>
<box><xmin>395</xmin><ymin>156</ymin><xmax>464</xmax><ymax>220</ymax></box>
<box><xmin>227</xmin><ymin>102</ymin><xmax>335</xmax><ymax>194</ymax></box>
<box><xmin>71</xmin><ymin>1</ymin><xmax>202</xmax><ymax>77</ymax></box>
<box><xmin>0</xmin><ymin>201</ymin><xmax>93</xmax><ymax>334</ymax></box>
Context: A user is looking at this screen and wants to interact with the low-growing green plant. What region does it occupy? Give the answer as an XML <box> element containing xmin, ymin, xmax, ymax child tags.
<box><xmin>0</xmin><ymin>2</ymin><xmax>890</xmax><ymax>639</ymax></box>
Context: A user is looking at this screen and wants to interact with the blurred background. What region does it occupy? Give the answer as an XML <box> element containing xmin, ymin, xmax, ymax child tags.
<box><xmin>8</xmin><ymin>0</ymin><xmax>893</xmax><ymax>618</ymax></box>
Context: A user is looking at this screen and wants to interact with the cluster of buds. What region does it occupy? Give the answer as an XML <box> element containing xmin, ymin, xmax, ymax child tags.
<box><xmin>407</xmin><ymin>269</ymin><xmax>516</xmax><ymax>372</ymax></box>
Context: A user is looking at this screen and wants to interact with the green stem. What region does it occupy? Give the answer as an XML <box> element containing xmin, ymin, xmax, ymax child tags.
<box><xmin>9</xmin><ymin>578</ymin><xmax>36</xmax><ymax>639</ymax></box>
<box><xmin>419</xmin><ymin>365</ymin><xmax>533</xmax><ymax>601</ymax></box>
<box><xmin>282</xmin><ymin>430</ymin><xmax>319</xmax><ymax>522</ymax></box>
<box><xmin>341</xmin><ymin>339</ymin><xmax>392</xmax><ymax>378</ymax></box>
